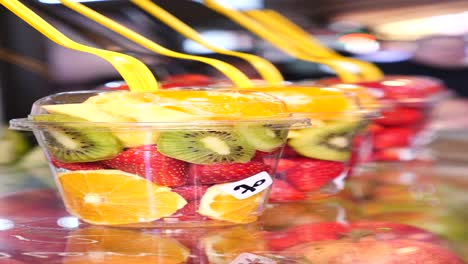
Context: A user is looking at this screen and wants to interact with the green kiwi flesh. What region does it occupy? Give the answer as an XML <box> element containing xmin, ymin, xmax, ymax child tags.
<box><xmin>288</xmin><ymin>121</ymin><xmax>358</xmax><ymax>162</ymax></box>
<box><xmin>156</xmin><ymin>130</ymin><xmax>255</xmax><ymax>164</ymax></box>
<box><xmin>236</xmin><ymin>124</ymin><xmax>287</xmax><ymax>152</ymax></box>
<box><xmin>33</xmin><ymin>114</ymin><xmax>122</xmax><ymax>163</ymax></box>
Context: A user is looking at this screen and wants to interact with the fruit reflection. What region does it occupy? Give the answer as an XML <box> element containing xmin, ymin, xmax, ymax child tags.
<box><xmin>63</xmin><ymin>227</ymin><xmax>189</xmax><ymax>264</ymax></box>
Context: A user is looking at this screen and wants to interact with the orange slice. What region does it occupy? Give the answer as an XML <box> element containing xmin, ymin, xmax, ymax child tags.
<box><xmin>198</xmin><ymin>184</ymin><xmax>266</xmax><ymax>224</ymax></box>
<box><xmin>202</xmin><ymin>226</ymin><xmax>266</xmax><ymax>264</ymax></box>
<box><xmin>63</xmin><ymin>227</ymin><xmax>190</xmax><ymax>264</ymax></box>
<box><xmin>260</xmin><ymin>86</ymin><xmax>357</xmax><ymax>114</ymax></box>
<box><xmin>57</xmin><ymin>170</ymin><xmax>187</xmax><ymax>225</ymax></box>
<box><xmin>83</xmin><ymin>90</ymin><xmax>289</xmax><ymax>120</ymax></box>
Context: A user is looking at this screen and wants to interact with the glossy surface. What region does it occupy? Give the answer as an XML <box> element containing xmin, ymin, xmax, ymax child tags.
<box><xmin>0</xmin><ymin>160</ymin><xmax>467</xmax><ymax>263</ymax></box>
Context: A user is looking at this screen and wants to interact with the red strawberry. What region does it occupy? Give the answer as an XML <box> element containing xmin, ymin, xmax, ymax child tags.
<box><xmin>368</xmin><ymin>124</ymin><xmax>385</xmax><ymax>134</ymax></box>
<box><xmin>173</xmin><ymin>185</ymin><xmax>208</xmax><ymax>201</ymax></box>
<box><xmin>102</xmin><ymin>145</ymin><xmax>188</xmax><ymax>187</ymax></box>
<box><xmin>285</xmin><ymin>159</ymin><xmax>345</xmax><ymax>192</ymax></box>
<box><xmin>252</xmin><ymin>150</ymin><xmax>269</xmax><ymax>161</ymax></box>
<box><xmin>371</xmin><ymin>148</ymin><xmax>414</xmax><ymax>161</ymax></box>
<box><xmin>162</xmin><ymin>74</ymin><xmax>213</xmax><ymax>89</ymax></box>
<box><xmin>268</xmin><ymin>179</ymin><xmax>305</xmax><ymax>202</ymax></box>
<box><xmin>282</xmin><ymin>145</ymin><xmax>300</xmax><ymax>158</ymax></box>
<box><xmin>51</xmin><ymin>159</ymin><xmax>106</xmax><ymax>171</ymax></box>
<box><xmin>275</xmin><ymin>158</ymin><xmax>299</xmax><ymax>172</ymax></box>
<box><xmin>356</xmin><ymin>75</ymin><xmax>446</xmax><ymax>100</ymax></box>
<box><xmin>373</xmin><ymin>128</ymin><xmax>414</xmax><ymax>149</ymax></box>
<box><xmin>376</xmin><ymin>107</ymin><xmax>424</xmax><ymax>126</ymax></box>
<box><xmin>188</xmin><ymin>161</ymin><xmax>270</xmax><ymax>184</ymax></box>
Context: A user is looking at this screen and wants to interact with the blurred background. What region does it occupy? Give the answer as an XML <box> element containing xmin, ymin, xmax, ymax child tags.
<box><xmin>0</xmin><ymin>0</ymin><xmax>467</xmax><ymax>121</ymax></box>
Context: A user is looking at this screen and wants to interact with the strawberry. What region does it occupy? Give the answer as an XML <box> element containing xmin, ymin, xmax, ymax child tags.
<box><xmin>268</xmin><ymin>179</ymin><xmax>305</xmax><ymax>202</ymax></box>
<box><xmin>51</xmin><ymin>159</ymin><xmax>106</xmax><ymax>171</ymax></box>
<box><xmin>188</xmin><ymin>161</ymin><xmax>270</xmax><ymax>184</ymax></box>
<box><xmin>371</xmin><ymin>148</ymin><xmax>413</xmax><ymax>161</ymax></box>
<box><xmin>162</xmin><ymin>74</ymin><xmax>213</xmax><ymax>89</ymax></box>
<box><xmin>368</xmin><ymin>124</ymin><xmax>385</xmax><ymax>134</ymax></box>
<box><xmin>173</xmin><ymin>185</ymin><xmax>208</xmax><ymax>201</ymax></box>
<box><xmin>285</xmin><ymin>159</ymin><xmax>345</xmax><ymax>192</ymax></box>
<box><xmin>252</xmin><ymin>150</ymin><xmax>270</xmax><ymax>161</ymax></box>
<box><xmin>275</xmin><ymin>158</ymin><xmax>299</xmax><ymax>172</ymax></box>
<box><xmin>373</xmin><ymin>128</ymin><xmax>414</xmax><ymax>149</ymax></box>
<box><xmin>356</xmin><ymin>75</ymin><xmax>446</xmax><ymax>100</ymax></box>
<box><xmin>102</xmin><ymin>145</ymin><xmax>188</xmax><ymax>187</ymax></box>
<box><xmin>376</xmin><ymin>107</ymin><xmax>424</xmax><ymax>126</ymax></box>
<box><xmin>282</xmin><ymin>145</ymin><xmax>300</xmax><ymax>158</ymax></box>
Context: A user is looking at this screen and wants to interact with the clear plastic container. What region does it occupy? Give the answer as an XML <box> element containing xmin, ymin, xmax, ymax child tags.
<box><xmin>10</xmin><ymin>89</ymin><xmax>309</xmax><ymax>227</ymax></box>
<box><xmin>316</xmin><ymin>75</ymin><xmax>452</xmax><ymax>162</ymax></box>
<box><xmin>206</xmin><ymin>84</ymin><xmax>373</xmax><ymax>201</ymax></box>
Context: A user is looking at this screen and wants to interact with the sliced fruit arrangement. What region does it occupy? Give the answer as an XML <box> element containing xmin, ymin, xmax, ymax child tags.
<box><xmin>288</xmin><ymin>120</ymin><xmax>359</xmax><ymax>162</ymax></box>
<box><xmin>32</xmin><ymin>114</ymin><xmax>123</xmax><ymax>163</ymax></box>
<box><xmin>198</xmin><ymin>183</ymin><xmax>267</xmax><ymax>224</ymax></box>
<box><xmin>58</xmin><ymin>170</ymin><xmax>187</xmax><ymax>225</ymax></box>
<box><xmin>269</xmin><ymin>120</ymin><xmax>358</xmax><ymax>201</ymax></box>
<box><xmin>157</xmin><ymin>130</ymin><xmax>256</xmax><ymax>164</ymax></box>
<box><xmin>317</xmin><ymin>75</ymin><xmax>450</xmax><ymax>162</ymax></box>
<box><xmin>25</xmin><ymin>90</ymin><xmax>293</xmax><ymax>225</ymax></box>
<box><xmin>224</xmin><ymin>86</ymin><xmax>366</xmax><ymax>200</ymax></box>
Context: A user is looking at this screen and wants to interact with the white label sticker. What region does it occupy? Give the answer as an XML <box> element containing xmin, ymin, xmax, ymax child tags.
<box><xmin>230</xmin><ymin>253</ymin><xmax>276</xmax><ymax>264</ymax></box>
<box><xmin>221</xmin><ymin>171</ymin><xmax>272</xmax><ymax>200</ymax></box>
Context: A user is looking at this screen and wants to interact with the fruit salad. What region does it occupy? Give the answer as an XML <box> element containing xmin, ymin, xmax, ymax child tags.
<box><xmin>10</xmin><ymin>89</ymin><xmax>307</xmax><ymax>226</ymax></box>
<box><xmin>236</xmin><ymin>86</ymin><xmax>367</xmax><ymax>201</ymax></box>
<box><xmin>317</xmin><ymin>76</ymin><xmax>451</xmax><ymax>162</ymax></box>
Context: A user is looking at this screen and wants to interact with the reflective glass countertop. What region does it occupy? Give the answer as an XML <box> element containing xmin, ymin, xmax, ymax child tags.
<box><xmin>0</xmin><ymin>160</ymin><xmax>467</xmax><ymax>264</ymax></box>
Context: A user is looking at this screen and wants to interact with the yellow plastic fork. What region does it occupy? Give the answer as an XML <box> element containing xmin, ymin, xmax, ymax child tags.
<box><xmin>59</xmin><ymin>0</ymin><xmax>253</xmax><ymax>88</ymax></box>
<box><xmin>131</xmin><ymin>0</ymin><xmax>284</xmax><ymax>85</ymax></box>
<box><xmin>245</xmin><ymin>9</ymin><xmax>384</xmax><ymax>81</ymax></box>
<box><xmin>203</xmin><ymin>0</ymin><xmax>362</xmax><ymax>83</ymax></box>
<box><xmin>0</xmin><ymin>0</ymin><xmax>159</xmax><ymax>92</ymax></box>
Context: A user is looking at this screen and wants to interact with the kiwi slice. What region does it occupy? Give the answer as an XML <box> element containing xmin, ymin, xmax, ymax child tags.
<box><xmin>288</xmin><ymin>121</ymin><xmax>358</xmax><ymax>162</ymax></box>
<box><xmin>33</xmin><ymin>114</ymin><xmax>122</xmax><ymax>163</ymax></box>
<box><xmin>236</xmin><ymin>124</ymin><xmax>288</xmax><ymax>152</ymax></box>
<box><xmin>157</xmin><ymin>130</ymin><xmax>255</xmax><ymax>164</ymax></box>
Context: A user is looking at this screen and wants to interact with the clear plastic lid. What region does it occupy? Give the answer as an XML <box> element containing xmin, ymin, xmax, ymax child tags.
<box><xmin>314</xmin><ymin>75</ymin><xmax>452</xmax><ymax>104</ymax></box>
<box><xmin>10</xmin><ymin>89</ymin><xmax>310</xmax><ymax>131</ymax></box>
<box><xmin>208</xmin><ymin>81</ymin><xmax>377</xmax><ymax>119</ymax></box>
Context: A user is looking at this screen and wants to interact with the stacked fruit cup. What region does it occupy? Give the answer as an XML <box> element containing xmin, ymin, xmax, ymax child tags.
<box><xmin>223</xmin><ymin>85</ymin><xmax>370</xmax><ymax>202</ymax></box>
<box><xmin>10</xmin><ymin>89</ymin><xmax>309</xmax><ymax>227</ymax></box>
<box><xmin>316</xmin><ymin>76</ymin><xmax>452</xmax><ymax>162</ymax></box>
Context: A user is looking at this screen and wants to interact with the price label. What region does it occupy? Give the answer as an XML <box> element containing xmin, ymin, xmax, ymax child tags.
<box><xmin>221</xmin><ymin>171</ymin><xmax>272</xmax><ymax>200</ymax></box>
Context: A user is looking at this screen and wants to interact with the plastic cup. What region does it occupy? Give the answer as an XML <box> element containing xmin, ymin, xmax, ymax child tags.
<box><xmin>316</xmin><ymin>75</ymin><xmax>452</xmax><ymax>162</ymax></box>
<box><xmin>207</xmin><ymin>83</ymin><xmax>373</xmax><ymax>201</ymax></box>
<box><xmin>10</xmin><ymin>89</ymin><xmax>308</xmax><ymax>227</ymax></box>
